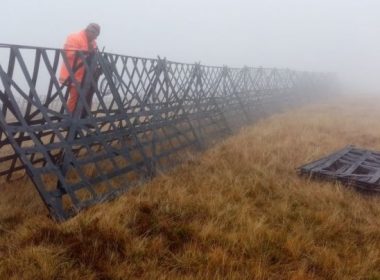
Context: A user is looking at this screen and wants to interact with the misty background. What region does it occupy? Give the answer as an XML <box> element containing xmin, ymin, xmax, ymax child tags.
<box><xmin>1</xmin><ymin>0</ymin><xmax>380</xmax><ymax>92</ymax></box>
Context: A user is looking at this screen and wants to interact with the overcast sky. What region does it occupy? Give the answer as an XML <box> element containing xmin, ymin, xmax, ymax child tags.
<box><xmin>1</xmin><ymin>0</ymin><xmax>380</xmax><ymax>90</ymax></box>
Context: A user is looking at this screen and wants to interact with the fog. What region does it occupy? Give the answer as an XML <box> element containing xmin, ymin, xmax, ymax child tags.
<box><xmin>1</xmin><ymin>0</ymin><xmax>380</xmax><ymax>92</ymax></box>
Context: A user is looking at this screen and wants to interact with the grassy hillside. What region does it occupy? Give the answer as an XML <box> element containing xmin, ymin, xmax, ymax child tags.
<box><xmin>1</xmin><ymin>97</ymin><xmax>380</xmax><ymax>279</ymax></box>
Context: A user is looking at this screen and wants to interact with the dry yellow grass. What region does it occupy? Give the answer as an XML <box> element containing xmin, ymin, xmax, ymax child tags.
<box><xmin>1</xmin><ymin>96</ymin><xmax>380</xmax><ymax>279</ymax></box>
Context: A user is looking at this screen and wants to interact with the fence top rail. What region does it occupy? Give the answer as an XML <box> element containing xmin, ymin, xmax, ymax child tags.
<box><xmin>0</xmin><ymin>42</ymin><xmax>330</xmax><ymax>75</ymax></box>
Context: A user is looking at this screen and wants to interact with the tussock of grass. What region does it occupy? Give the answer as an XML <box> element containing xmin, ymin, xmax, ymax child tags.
<box><xmin>1</xmin><ymin>97</ymin><xmax>380</xmax><ymax>279</ymax></box>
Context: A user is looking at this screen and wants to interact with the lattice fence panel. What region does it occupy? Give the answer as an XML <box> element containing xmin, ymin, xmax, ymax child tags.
<box><xmin>0</xmin><ymin>44</ymin><xmax>334</xmax><ymax>220</ymax></box>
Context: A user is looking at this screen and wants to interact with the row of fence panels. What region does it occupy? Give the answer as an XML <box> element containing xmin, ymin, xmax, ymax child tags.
<box><xmin>0</xmin><ymin>44</ymin><xmax>335</xmax><ymax>220</ymax></box>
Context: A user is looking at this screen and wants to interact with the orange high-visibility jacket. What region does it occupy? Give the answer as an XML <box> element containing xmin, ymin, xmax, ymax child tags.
<box><xmin>59</xmin><ymin>30</ymin><xmax>97</xmax><ymax>84</ymax></box>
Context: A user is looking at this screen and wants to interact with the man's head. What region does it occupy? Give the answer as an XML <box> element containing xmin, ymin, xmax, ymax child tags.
<box><xmin>85</xmin><ymin>23</ymin><xmax>100</xmax><ymax>42</ymax></box>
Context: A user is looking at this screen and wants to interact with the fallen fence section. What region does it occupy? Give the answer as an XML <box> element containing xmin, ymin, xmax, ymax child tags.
<box><xmin>0</xmin><ymin>44</ymin><xmax>335</xmax><ymax>220</ymax></box>
<box><xmin>298</xmin><ymin>146</ymin><xmax>380</xmax><ymax>192</ymax></box>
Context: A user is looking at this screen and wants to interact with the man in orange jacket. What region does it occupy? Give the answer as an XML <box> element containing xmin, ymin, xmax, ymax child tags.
<box><xmin>59</xmin><ymin>23</ymin><xmax>101</xmax><ymax>113</ymax></box>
